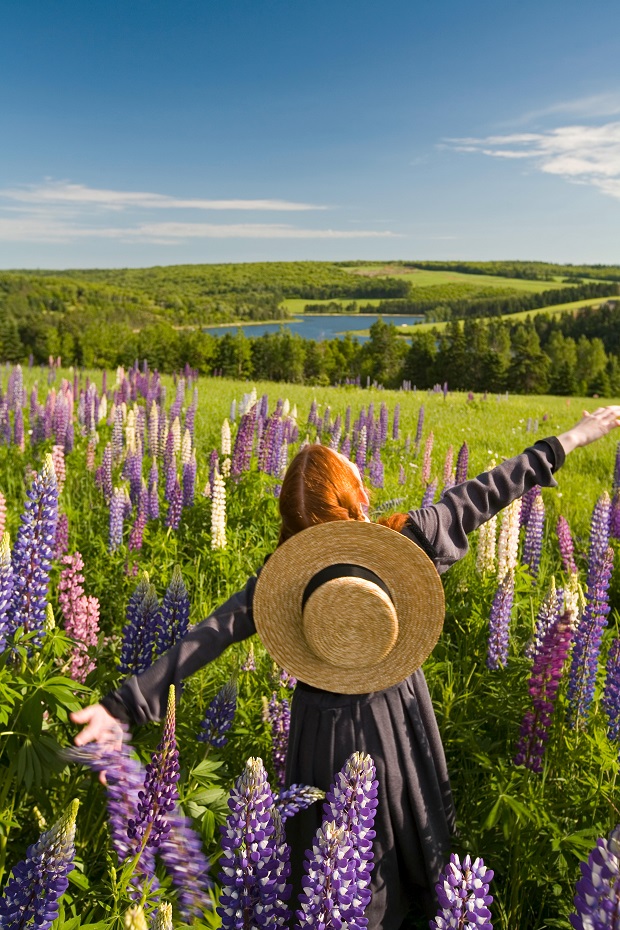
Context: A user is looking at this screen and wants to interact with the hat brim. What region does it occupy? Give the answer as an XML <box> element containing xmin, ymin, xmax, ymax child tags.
<box><xmin>253</xmin><ymin>521</ymin><xmax>445</xmax><ymax>694</ymax></box>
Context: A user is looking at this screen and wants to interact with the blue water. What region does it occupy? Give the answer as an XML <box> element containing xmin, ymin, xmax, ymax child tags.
<box><xmin>203</xmin><ymin>314</ymin><xmax>424</xmax><ymax>343</ymax></box>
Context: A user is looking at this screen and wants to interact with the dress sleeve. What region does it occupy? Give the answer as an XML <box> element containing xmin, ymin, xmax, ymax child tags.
<box><xmin>404</xmin><ymin>437</ymin><xmax>565</xmax><ymax>575</ymax></box>
<box><xmin>100</xmin><ymin>574</ymin><xmax>259</xmax><ymax>726</ymax></box>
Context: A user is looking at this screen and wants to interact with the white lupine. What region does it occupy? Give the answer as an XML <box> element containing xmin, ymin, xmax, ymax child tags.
<box><xmin>98</xmin><ymin>393</ymin><xmax>107</xmax><ymax>423</ymax></box>
<box><xmin>222</xmin><ymin>457</ymin><xmax>231</xmax><ymax>477</ymax></box>
<box><xmin>497</xmin><ymin>498</ymin><xmax>522</xmax><ymax>582</ymax></box>
<box><xmin>230</xmin><ymin>398</ymin><xmax>237</xmax><ymax>422</ymax></box>
<box><xmin>221</xmin><ymin>418</ymin><xmax>232</xmax><ymax>456</ymax></box>
<box><xmin>125</xmin><ymin>409</ymin><xmax>136</xmax><ymax>453</ymax></box>
<box><xmin>211</xmin><ymin>472</ymin><xmax>227</xmax><ymax>550</ymax></box>
<box><xmin>108</xmin><ymin>401</ymin><xmax>117</xmax><ymax>427</ymax></box>
<box><xmin>181</xmin><ymin>428</ymin><xmax>192</xmax><ymax>465</ymax></box>
<box><xmin>476</xmin><ymin>514</ymin><xmax>497</xmax><ymax>575</ymax></box>
<box><xmin>115</xmin><ymin>365</ymin><xmax>125</xmax><ymax>387</ymax></box>
<box><xmin>291</xmin><ymin>404</ymin><xmax>298</xmax><ymax>421</ymax></box>
<box><xmin>120</xmin><ymin>401</ymin><xmax>128</xmax><ymax>423</ymax></box>
<box><xmin>170</xmin><ymin>416</ymin><xmax>182</xmax><ymax>454</ymax></box>
<box><xmin>148</xmin><ymin>401</ymin><xmax>159</xmax><ymax>455</ymax></box>
<box><xmin>278</xmin><ymin>441</ymin><xmax>288</xmax><ymax>478</ymax></box>
<box><xmin>282</xmin><ymin>398</ymin><xmax>290</xmax><ymax>417</ymax></box>
<box><xmin>239</xmin><ymin>388</ymin><xmax>257</xmax><ymax>417</ymax></box>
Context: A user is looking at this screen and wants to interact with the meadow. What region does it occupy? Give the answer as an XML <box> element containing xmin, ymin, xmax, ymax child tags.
<box><xmin>0</xmin><ymin>363</ymin><xmax>618</xmax><ymax>930</ymax></box>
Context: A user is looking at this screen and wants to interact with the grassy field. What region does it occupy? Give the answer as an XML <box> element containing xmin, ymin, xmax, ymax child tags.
<box><xmin>343</xmin><ymin>265</ymin><xmax>574</xmax><ymax>292</ymax></box>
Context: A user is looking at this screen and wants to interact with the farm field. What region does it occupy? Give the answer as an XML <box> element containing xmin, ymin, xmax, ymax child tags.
<box><xmin>1</xmin><ymin>364</ymin><xmax>619</xmax><ymax>930</ymax></box>
<box><xmin>344</xmin><ymin>265</ymin><xmax>576</xmax><ymax>293</ymax></box>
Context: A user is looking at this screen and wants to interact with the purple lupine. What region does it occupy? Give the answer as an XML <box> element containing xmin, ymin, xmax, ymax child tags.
<box><xmin>53</xmin><ymin>512</ymin><xmax>69</xmax><ymax>561</ymax></box>
<box><xmin>308</xmin><ymin>399</ymin><xmax>318</xmax><ymax>427</ymax></box>
<box><xmin>0</xmin><ymin>799</ymin><xmax>79</xmax><ymax>930</ymax></box>
<box><xmin>296</xmin><ymin>824</ymin><xmax>357</xmax><ymax>930</ymax></box>
<box><xmin>557</xmin><ymin>515</ymin><xmax>578</xmax><ymax>575</ymax></box>
<box><xmin>368</xmin><ymin>449</ymin><xmax>384</xmax><ymax>489</ymax></box>
<box><xmin>148</xmin><ymin>462</ymin><xmax>159</xmax><ymax>520</ymax></box>
<box><xmin>378</xmin><ymin>403</ymin><xmax>388</xmax><ymax>445</ymax></box>
<box><xmin>614</xmin><ymin>440</ymin><xmax>620</xmax><ymax>490</ymax></box>
<box><xmin>231</xmin><ymin>405</ymin><xmax>256</xmax><ymax>479</ymax></box>
<box><xmin>515</xmin><ymin>609</ymin><xmax>575</xmax><ymax>773</ymax></box>
<box><xmin>278</xmin><ymin>667</ymin><xmax>297</xmax><ymax>689</ymax></box>
<box><xmin>318</xmin><ymin>752</ymin><xmax>378</xmax><ymax>925</ymax></box>
<box><xmin>155</xmin><ymin>565</ymin><xmax>190</xmax><ymax>657</ymax></box>
<box><xmin>414</xmin><ymin>405</ymin><xmax>424</xmax><ymax>454</ymax></box>
<box><xmin>128</xmin><ymin>686</ymin><xmax>180</xmax><ymax>852</ymax></box>
<box><xmin>520</xmin><ymin>485</ymin><xmax>541</xmax><ymax>528</ymax></box>
<box><xmin>0</xmin><ymin>533</ymin><xmax>14</xmax><ymax>654</ymax></box>
<box><xmin>421</xmin><ymin>479</ymin><xmax>438</xmax><ymax>509</ymax></box>
<box><xmin>275</xmin><ymin>784</ymin><xmax>325</xmax><ymax>821</ymax></box>
<box><xmin>487</xmin><ymin>570</ymin><xmax>515</xmax><ymax>670</ymax></box>
<box><xmin>118</xmin><ymin>575</ymin><xmax>160</xmax><ymax>675</ymax></box>
<box><xmin>570</xmin><ymin>825</ymin><xmax>620</xmax><ymax>930</ymax></box>
<box><xmin>587</xmin><ymin>492</ymin><xmax>612</xmax><ymax>583</ymax></box>
<box><xmin>13</xmin><ymin>407</ymin><xmax>24</xmax><ymax>451</ymax></box>
<box><xmin>109</xmin><ymin>488</ymin><xmax>126</xmax><ymax>552</ymax></box>
<box><xmin>340</xmin><ymin>435</ymin><xmax>351</xmax><ymax>460</ymax></box>
<box><xmin>391</xmin><ymin>403</ymin><xmax>400</xmax><ymax>441</ymax></box>
<box><xmin>523</xmin><ymin>494</ymin><xmax>545</xmax><ymax>578</ymax></box>
<box><xmin>165</xmin><ymin>477</ymin><xmax>183</xmax><ymax>530</ymax></box>
<box><xmin>525</xmin><ymin>579</ymin><xmax>562</xmax><ymax>660</ymax></box>
<box><xmin>8</xmin><ymin>455</ymin><xmax>58</xmax><ymax>647</ymax></box>
<box><xmin>421</xmin><ymin>432</ymin><xmax>434</xmax><ymax>485</ymax></box>
<box><xmin>164</xmin><ymin>452</ymin><xmax>177</xmax><ymax>503</ymax></box>
<box><xmin>611</xmin><ymin>489</ymin><xmax>620</xmax><ymax>541</ymax></box>
<box><xmin>267</xmin><ymin>692</ymin><xmax>290</xmax><ymax>789</ymax></box>
<box><xmin>603</xmin><ymin>637</ymin><xmax>620</xmax><ymax>744</ymax></box>
<box><xmin>218</xmin><ymin>757</ymin><xmax>291</xmax><ymax>930</ymax></box>
<box><xmin>568</xmin><ymin>546</ymin><xmax>614</xmax><ymax>727</ymax></box>
<box><xmin>455</xmin><ymin>441</ymin><xmax>469</xmax><ymax>484</ymax></box>
<box><xmin>157</xmin><ymin>804</ymin><xmax>213</xmax><ymax>920</ymax></box>
<box><xmin>198</xmin><ymin>680</ymin><xmax>237</xmax><ymax>748</ymax></box>
<box><xmin>128</xmin><ymin>486</ymin><xmax>148</xmax><ymax>553</ymax></box>
<box><xmin>182</xmin><ymin>452</ymin><xmax>196</xmax><ymax>508</ymax></box>
<box><xmin>100</xmin><ymin>443</ymin><xmax>113</xmax><ymax>505</ymax></box>
<box><xmin>430</xmin><ymin>853</ymin><xmax>494</xmax><ymax>930</ymax></box>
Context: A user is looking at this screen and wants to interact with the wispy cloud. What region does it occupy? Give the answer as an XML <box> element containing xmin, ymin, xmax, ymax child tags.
<box><xmin>510</xmin><ymin>93</ymin><xmax>620</xmax><ymax>126</ymax></box>
<box><xmin>0</xmin><ymin>179</ymin><xmax>398</xmax><ymax>243</ymax></box>
<box><xmin>446</xmin><ymin>121</ymin><xmax>620</xmax><ymax>200</ymax></box>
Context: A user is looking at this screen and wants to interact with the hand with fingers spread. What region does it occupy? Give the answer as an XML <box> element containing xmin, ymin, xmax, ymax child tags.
<box><xmin>557</xmin><ymin>405</ymin><xmax>620</xmax><ymax>455</ymax></box>
<box><xmin>70</xmin><ymin>703</ymin><xmax>124</xmax><ymax>751</ymax></box>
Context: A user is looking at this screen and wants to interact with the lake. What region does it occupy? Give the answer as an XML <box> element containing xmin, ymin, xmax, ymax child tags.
<box><xmin>203</xmin><ymin>313</ymin><xmax>425</xmax><ymax>343</ymax></box>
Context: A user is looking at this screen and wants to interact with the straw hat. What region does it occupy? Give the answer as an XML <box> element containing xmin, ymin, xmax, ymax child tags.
<box><xmin>253</xmin><ymin>520</ymin><xmax>445</xmax><ymax>694</ymax></box>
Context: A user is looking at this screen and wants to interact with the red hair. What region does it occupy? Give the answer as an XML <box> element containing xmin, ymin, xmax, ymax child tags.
<box><xmin>277</xmin><ymin>444</ymin><xmax>408</xmax><ymax>546</ymax></box>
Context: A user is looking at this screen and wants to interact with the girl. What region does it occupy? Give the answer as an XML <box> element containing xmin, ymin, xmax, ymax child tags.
<box><xmin>72</xmin><ymin>405</ymin><xmax>620</xmax><ymax>929</ymax></box>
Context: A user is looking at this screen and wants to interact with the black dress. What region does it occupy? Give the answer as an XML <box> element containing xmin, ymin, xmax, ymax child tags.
<box><xmin>101</xmin><ymin>438</ymin><xmax>565</xmax><ymax>930</ymax></box>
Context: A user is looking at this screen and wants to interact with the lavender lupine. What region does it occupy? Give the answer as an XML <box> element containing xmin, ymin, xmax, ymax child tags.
<box><xmin>603</xmin><ymin>636</ymin><xmax>620</xmax><ymax>744</ymax></box>
<box><xmin>611</xmin><ymin>490</ymin><xmax>620</xmax><ymax>541</ymax></box>
<box><xmin>0</xmin><ymin>799</ymin><xmax>79</xmax><ymax>930</ymax></box>
<box><xmin>148</xmin><ymin>462</ymin><xmax>159</xmax><ymax>520</ymax></box>
<box><xmin>218</xmin><ymin>759</ymin><xmax>291</xmax><ymax>930</ymax></box>
<box><xmin>14</xmin><ymin>406</ymin><xmax>24</xmax><ymax>451</ymax></box>
<box><xmin>520</xmin><ymin>485</ymin><xmax>541</xmax><ymax>528</ymax></box>
<box><xmin>128</xmin><ymin>486</ymin><xmax>148</xmax><ymax>552</ymax></box>
<box><xmin>231</xmin><ymin>405</ymin><xmax>256</xmax><ymax>479</ymax></box>
<box><xmin>157</xmin><ymin>808</ymin><xmax>213</xmax><ymax>921</ymax></box>
<box><xmin>421</xmin><ymin>432</ymin><xmax>434</xmax><ymax>485</ymax></box>
<box><xmin>8</xmin><ymin>454</ymin><xmax>58</xmax><ymax>647</ymax></box>
<box><xmin>414</xmin><ymin>405</ymin><xmax>424</xmax><ymax>454</ymax></box>
<box><xmin>557</xmin><ymin>515</ymin><xmax>578</xmax><ymax>575</ymax></box>
<box><xmin>455</xmin><ymin>441</ymin><xmax>469</xmax><ymax>484</ymax></box>
<box><xmin>53</xmin><ymin>512</ymin><xmax>69</xmax><ymax>561</ymax></box>
<box><xmin>430</xmin><ymin>853</ymin><xmax>494</xmax><ymax>930</ymax></box>
<box><xmin>587</xmin><ymin>492</ymin><xmax>612</xmax><ymax>582</ymax></box>
<box><xmin>391</xmin><ymin>404</ymin><xmax>400</xmax><ymax>441</ymax></box>
<box><xmin>58</xmin><ymin>552</ymin><xmax>100</xmax><ymax>683</ymax></box>
<box><xmin>570</xmin><ymin>825</ymin><xmax>620</xmax><ymax>930</ymax></box>
<box><xmin>341</xmin><ymin>435</ymin><xmax>352</xmax><ymax>460</ymax></box>
<box><xmin>522</xmin><ymin>494</ymin><xmax>545</xmax><ymax>578</ymax></box>
<box><xmin>198</xmin><ymin>680</ymin><xmax>238</xmax><ymax>748</ymax></box>
<box><xmin>487</xmin><ymin>570</ymin><xmax>515</xmax><ymax>670</ymax></box>
<box><xmin>155</xmin><ymin>565</ymin><xmax>190</xmax><ymax>657</ymax></box>
<box><xmin>119</xmin><ymin>575</ymin><xmax>160</xmax><ymax>675</ymax></box>
<box><xmin>568</xmin><ymin>546</ymin><xmax>614</xmax><ymax>727</ymax></box>
<box><xmin>275</xmin><ymin>784</ymin><xmax>325</xmax><ymax>821</ymax></box>
<box><xmin>515</xmin><ymin>608</ymin><xmax>576</xmax><ymax>773</ymax></box>
<box><xmin>109</xmin><ymin>488</ymin><xmax>126</xmax><ymax>551</ymax></box>
<box><xmin>367</xmin><ymin>449</ymin><xmax>384</xmax><ymax>489</ymax></box>
<box><xmin>266</xmin><ymin>692</ymin><xmax>290</xmax><ymax>789</ymax></box>
<box><xmin>0</xmin><ymin>533</ymin><xmax>14</xmax><ymax>653</ymax></box>
<box><xmin>421</xmin><ymin>479</ymin><xmax>438</xmax><ymax>509</ymax></box>
<box><xmin>165</xmin><ymin>477</ymin><xmax>182</xmax><ymax>531</ymax></box>
<box><xmin>128</xmin><ymin>686</ymin><xmax>180</xmax><ymax>852</ymax></box>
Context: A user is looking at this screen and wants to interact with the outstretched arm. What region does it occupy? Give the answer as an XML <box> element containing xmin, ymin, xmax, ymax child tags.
<box><xmin>70</xmin><ymin>574</ymin><xmax>259</xmax><ymax>743</ymax></box>
<box><xmin>405</xmin><ymin>405</ymin><xmax>620</xmax><ymax>574</ymax></box>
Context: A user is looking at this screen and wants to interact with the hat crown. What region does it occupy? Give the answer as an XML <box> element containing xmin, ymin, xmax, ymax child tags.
<box><xmin>302</xmin><ymin>577</ymin><xmax>399</xmax><ymax>669</ymax></box>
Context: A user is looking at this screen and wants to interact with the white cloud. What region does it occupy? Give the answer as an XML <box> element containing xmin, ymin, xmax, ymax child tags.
<box><xmin>446</xmin><ymin>121</ymin><xmax>620</xmax><ymax>200</ymax></box>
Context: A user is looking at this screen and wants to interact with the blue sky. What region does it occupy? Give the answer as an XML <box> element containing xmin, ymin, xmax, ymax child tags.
<box><xmin>1</xmin><ymin>0</ymin><xmax>620</xmax><ymax>268</ymax></box>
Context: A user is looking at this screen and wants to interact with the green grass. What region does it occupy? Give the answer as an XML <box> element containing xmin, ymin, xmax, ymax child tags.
<box><xmin>343</xmin><ymin>265</ymin><xmax>575</xmax><ymax>293</ymax></box>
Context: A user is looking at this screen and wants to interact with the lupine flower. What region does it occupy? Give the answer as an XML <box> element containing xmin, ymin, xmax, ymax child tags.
<box><xmin>129</xmin><ymin>488</ymin><xmax>148</xmax><ymax>552</ymax></box>
<box><xmin>157</xmin><ymin>802</ymin><xmax>213</xmax><ymax>919</ymax></box>
<box><xmin>100</xmin><ymin>443</ymin><xmax>113</xmax><ymax>504</ymax></box>
<box><xmin>0</xmin><ymin>491</ymin><xmax>6</xmax><ymax>537</ymax></box>
<box><xmin>14</xmin><ymin>407</ymin><xmax>24</xmax><ymax>451</ymax></box>
<box><xmin>165</xmin><ymin>477</ymin><xmax>182</xmax><ymax>530</ymax></box>
<box><xmin>266</xmin><ymin>692</ymin><xmax>290</xmax><ymax>789</ymax></box>
<box><xmin>218</xmin><ymin>757</ymin><xmax>291</xmax><ymax>930</ymax></box>
<box><xmin>430</xmin><ymin>853</ymin><xmax>494</xmax><ymax>930</ymax></box>
<box><xmin>515</xmin><ymin>608</ymin><xmax>575</xmax><ymax>772</ymax></box>
<box><xmin>124</xmin><ymin>905</ymin><xmax>147</xmax><ymax>930</ymax></box>
<box><xmin>58</xmin><ymin>552</ymin><xmax>100</xmax><ymax>683</ymax></box>
<box><xmin>0</xmin><ymin>532</ymin><xmax>14</xmax><ymax>653</ymax></box>
<box><xmin>8</xmin><ymin>454</ymin><xmax>58</xmax><ymax>647</ymax></box>
<box><xmin>497</xmin><ymin>499</ymin><xmax>521</xmax><ymax>583</ymax></box>
<box><xmin>152</xmin><ymin>903</ymin><xmax>172</xmax><ymax>930</ymax></box>
<box><xmin>368</xmin><ymin>449</ymin><xmax>384</xmax><ymax>489</ymax></box>
<box><xmin>525</xmin><ymin>577</ymin><xmax>562</xmax><ymax>660</ymax></box>
<box><xmin>587</xmin><ymin>492</ymin><xmax>612</xmax><ymax>583</ymax></box>
<box><xmin>154</xmin><ymin>565</ymin><xmax>190</xmax><ymax>657</ymax></box>
<box><xmin>51</xmin><ymin>445</ymin><xmax>66</xmax><ymax>493</ymax></box>
<box><xmin>421</xmin><ymin>479</ymin><xmax>438</xmax><ymax>509</ymax></box>
<box><xmin>275</xmin><ymin>784</ymin><xmax>325</xmax><ymax>821</ymax></box>
<box><xmin>231</xmin><ymin>405</ymin><xmax>256</xmax><ymax>479</ymax></box>
<box><xmin>242</xmin><ymin>642</ymin><xmax>256</xmax><ymax>672</ymax></box>
<box><xmin>198</xmin><ymin>680</ymin><xmax>237</xmax><ymax>748</ymax></box>
<box><xmin>112</xmin><ymin>406</ymin><xmax>124</xmax><ymax>462</ymax></box>
<box><xmin>523</xmin><ymin>495</ymin><xmax>545</xmax><ymax>578</ymax></box>
<box><xmin>414</xmin><ymin>405</ymin><xmax>424</xmax><ymax>454</ymax></box>
<box><xmin>211</xmin><ymin>472</ymin><xmax>227</xmax><ymax>550</ymax></box>
<box><xmin>571</xmin><ymin>825</ymin><xmax>620</xmax><ymax>930</ymax></box>
<box><xmin>455</xmin><ymin>441</ymin><xmax>469</xmax><ymax>484</ymax></box>
<box><xmin>180</xmin><ymin>428</ymin><xmax>192</xmax><ymax>467</ymax></box>
<box><xmin>557</xmin><ymin>515</ymin><xmax>578</xmax><ymax>575</ymax></box>
<box><xmin>296</xmin><ymin>823</ymin><xmax>357</xmax><ymax>930</ymax></box>
<box><xmin>422</xmin><ymin>432</ymin><xmax>434</xmax><ymax>485</ymax></box>
<box><xmin>279</xmin><ymin>667</ymin><xmax>297</xmax><ymax>689</ymax></box>
<box><xmin>602</xmin><ymin>636</ymin><xmax>620</xmax><ymax>744</ymax></box>
<box><xmin>487</xmin><ymin>570</ymin><xmax>515</xmax><ymax>670</ymax></box>
<box><xmin>221</xmin><ymin>418</ymin><xmax>231</xmax><ymax>457</ymax></box>
<box><xmin>85</xmin><ymin>437</ymin><xmax>97</xmax><ymax>472</ymax></box>
<box><xmin>119</xmin><ymin>575</ymin><xmax>160</xmax><ymax>675</ymax></box>
<box><xmin>355</xmin><ymin>426</ymin><xmax>367</xmax><ymax>473</ymax></box>
<box><xmin>148</xmin><ymin>462</ymin><xmax>159</xmax><ymax>521</ymax></box>
<box><xmin>109</xmin><ymin>487</ymin><xmax>126</xmax><ymax>551</ymax></box>
<box><xmin>520</xmin><ymin>485</ymin><xmax>541</xmax><ymax>528</ymax></box>
<box><xmin>476</xmin><ymin>516</ymin><xmax>497</xmax><ymax>575</ymax></box>
<box><xmin>568</xmin><ymin>546</ymin><xmax>614</xmax><ymax>727</ymax></box>
<box><xmin>398</xmin><ymin>464</ymin><xmax>406</xmax><ymax>485</ymax></box>
<box><xmin>148</xmin><ymin>401</ymin><xmax>159</xmax><ymax>456</ymax></box>
<box><xmin>53</xmin><ymin>512</ymin><xmax>69</xmax><ymax>561</ymax></box>
<box><xmin>610</xmin><ymin>489</ymin><xmax>620</xmax><ymax>541</ymax></box>
<box><xmin>442</xmin><ymin>446</ymin><xmax>454</xmax><ymax>485</ymax></box>
<box><xmin>182</xmin><ymin>450</ymin><xmax>197</xmax><ymax>508</ymax></box>
<box><xmin>128</xmin><ymin>686</ymin><xmax>180</xmax><ymax>852</ymax></box>
<box><xmin>0</xmin><ymin>799</ymin><xmax>79</xmax><ymax>930</ymax></box>
<box><xmin>391</xmin><ymin>404</ymin><xmax>400</xmax><ymax>441</ymax></box>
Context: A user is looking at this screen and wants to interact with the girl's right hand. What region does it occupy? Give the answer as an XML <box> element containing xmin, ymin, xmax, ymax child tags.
<box><xmin>70</xmin><ymin>703</ymin><xmax>124</xmax><ymax>752</ymax></box>
<box><xmin>558</xmin><ymin>405</ymin><xmax>620</xmax><ymax>454</ymax></box>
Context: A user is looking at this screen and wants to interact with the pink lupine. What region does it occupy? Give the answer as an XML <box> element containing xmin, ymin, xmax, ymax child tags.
<box><xmin>58</xmin><ymin>553</ymin><xmax>100</xmax><ymax>683</ymax></box>
<box><xmin>52</xmin><ymin>445</ymin><xmax>66</xmax><ymax>493</ymax></box>
<box><xmin>0</xmin><ymin>492</ymin><xmax>6</xmax><ymax>537</ymax></box>
<box><xmin>421</xmin><ymin>432</ymin><xmax>434</xmax><ymax>485</ymax></box>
